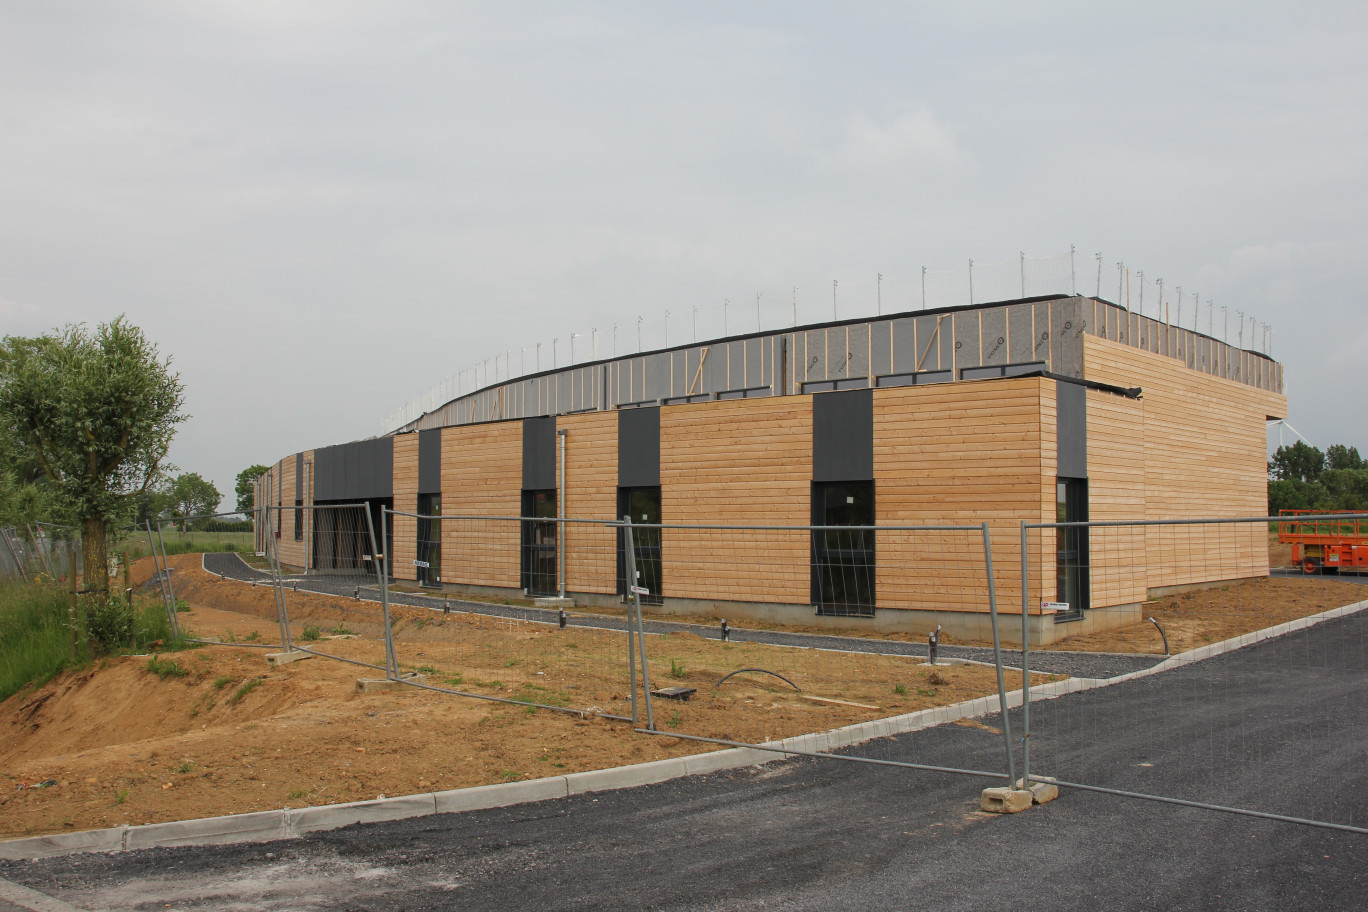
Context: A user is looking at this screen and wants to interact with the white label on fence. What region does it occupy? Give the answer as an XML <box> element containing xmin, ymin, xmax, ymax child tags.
<box><xmin>1041</xmin><ymin>601</ymin><xmax>1069</xmax><ymax>613</ymax></box>
<box><xmin>413</xmin><ymin>560</ymin><xmax>430</xmax><ymax>568</ymax></box>
<box><xmin>630</xmin><ymin>585</ymin><xmax>650</xmax><ymax>595</ymax></box>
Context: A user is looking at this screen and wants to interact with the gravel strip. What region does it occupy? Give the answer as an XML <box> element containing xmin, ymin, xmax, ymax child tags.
<box><xmin>200</xmin><ymin>552</ymin><xmax>1164</xmax><ymax>679</ymax></box>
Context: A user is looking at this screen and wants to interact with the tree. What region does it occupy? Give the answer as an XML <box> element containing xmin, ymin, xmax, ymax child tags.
<box><xmin>0</xmin><ymin>318</ymin><xmax>187</xmax><ymax>591</ymax></box>
<box><xmin>168</xmin><ymin>472</ymin><xmax>221</xmax><ymax>528</ymax></box>
<box><xmin>1268</xmin><ymin>441</ymin><xmax>1324</xmax><ymax>483</ymax></box>
<box><xmin>235</xmin><ymin>464</ymin><xmax>269</xmax><ymax>514</ymax></box>
<box><xmin>1325</xmin><ymin>444</ymin><xmax>1365</xmax><ymax>472</ymax></box>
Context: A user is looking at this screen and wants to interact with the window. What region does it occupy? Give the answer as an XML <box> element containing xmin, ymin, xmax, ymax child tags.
<box><xmin>521</xmin><ymin>490</ymin><xmax>557</xmax><ymax>596</ymax></box>
<box><xmin>417</xmin><ymin>493</ymin><xmax>442</xmax><ymax>587</ymax></box>
<box><xmin>811</xmin><ymin>482</ymin><xmax>876</xmax><ymax>617</ymax></box>
<box><xmin>1054</xmin><ymin>478</ymin><xmax>1089</xmax><ymax>620</ymax></box>
<box><xmin>294</xmin><ymin>499</ymin><xmax>303</xmax><ymax>541</ymax></box>
<box><xmin>617</xmin><ymin>486</ymin><xmax>662</xmax><ymax>605</ymax></box>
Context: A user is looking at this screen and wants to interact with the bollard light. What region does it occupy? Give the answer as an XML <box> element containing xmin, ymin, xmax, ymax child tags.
<box><xmin>353</xmin><ymin>586</ymin><xmax>359</xmax><ymax>601</ymax></box>
<box><xmin>443</xmin><ymin>599</ymin><xmax>450</xmax><ymax>615</ymax></box>
<box><xmin>558</xmin><ymin>608</ymin><xmax>567</xmax><ymax>629</ymax></box>
<box><xmin>720</xmin><ymin>619</ymin><xmax>730</xmax><ymax>642</ymax></box>
<box><xmin>928</xmin><ymin>624</ymin><xmax>941</xmax><ymax>666</ymax></box>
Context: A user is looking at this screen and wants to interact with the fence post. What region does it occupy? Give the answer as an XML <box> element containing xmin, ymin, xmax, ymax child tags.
<box><xmin>373</xmin><ymin>507</ymin><xmax>398</xmax><ymax>680</ymax></box>
<box><xmin>154</xmin><ymin>521</ymin><xmax>181</xmax><ymax>640</ymax></box>
<box><xmin>144</xmin><ymin>521</ymin><xmax>174</xmax><ymax>628</ymax></box>
<box><xmin>265</xmin><ymin>511</ymin><xmax>292</xmax><ymax>652</ymax></box>
<box><xmin>622</xmin><ymin>515</ymin><xmax>655</xmax><ymax>731</ymax></box>
<box><xmin>981</xmin><ymin>522</ymin><xmax>1017</xmax><ymax>788</ymax></box>
<box><xmin>1019</xmin><ymin>520</ymin><xmax>1032</xmax><ymax>785</ymax></box>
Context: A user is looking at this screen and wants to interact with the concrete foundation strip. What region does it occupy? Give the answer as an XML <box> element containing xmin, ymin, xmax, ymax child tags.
<box><xmin>4</xmin><ymin>596</ymin><xmax>1364</xmax><ymax>861</ymax></box>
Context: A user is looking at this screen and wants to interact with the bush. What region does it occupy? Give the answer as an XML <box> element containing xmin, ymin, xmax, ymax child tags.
<box><xmin>85</xmin><ymin>593</ymin><xmax>135</xmax><ymax>652</ymax></box>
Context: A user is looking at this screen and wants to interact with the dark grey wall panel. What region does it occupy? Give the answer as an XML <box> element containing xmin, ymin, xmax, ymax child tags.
<box><xmin>522</xmin><ymin>417</ymin><xmax>556</xmax><ymax>490</ymax></box>
<box><xmin>314</xmin><ymin>437</ymin><xmax>394</xmax><ymax>502</ymax></box>
<box><xmin>418</xmin><ymin>429</ymin><xmax>442</xmax><ymax>494</ymax></box>
<box><xmin>813</xmin><ymin>389</ymin><xmax>874</xmax><ymax>483</ymax></box>
<box><xmin>1056</xmin><ymin>381</ymin><xmax>1087</xmax><ymax>478</ymax></box>
<box><xmin>618</xmin><ymin>407</ymin><xmax>660</xmax><ymax>488</ymax></box>
<box><xmin>295</xmin><ymin>453</ymin><xmax>303</xmax><ymax>500</ymax></box>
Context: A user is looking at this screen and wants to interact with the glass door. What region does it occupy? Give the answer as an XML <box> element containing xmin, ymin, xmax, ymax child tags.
<box><xmin>617</xmin><ymin>486</ymin><xmax>662</xmax><ymax>605</ymax></box>
<box><xmin>521</xmin><ymin>490</ymin><xmax>558</xmax><ymax>596</ymax></box>
<box><xmin>812</xmin><ymin>482</ymin><xmax>876</xmax><ymax>617</ymax></box>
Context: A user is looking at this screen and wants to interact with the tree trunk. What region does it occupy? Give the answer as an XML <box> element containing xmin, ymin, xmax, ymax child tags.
<box><xmin>82</xmin><ymin>516</ymin><xmax>108</xmax><ymax>593</ymax></box>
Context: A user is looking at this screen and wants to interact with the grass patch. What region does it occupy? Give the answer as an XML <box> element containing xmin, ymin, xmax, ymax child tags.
<box><xmin>145</xmin><ymin>656</ymin><xmax>188</xmax><ymax>679</ymax></box>
<box><xmin>212</xmin><ymin>675</ymin><xmax>234</xmax><ymax>690</ymax></box>
<box><xmin>0</xmin><ymin>581</ymin><xmax>190</xmax><ymax>703</ymax></box>
<box><xmin>329</xmin><ymin>624</ymin><xmax>355</xmax><ymax>636</ymax></box>
<box><xmin>228</xmin><ymin>677</ymin><xmax>263</xmax><ymax>706</ymax></box>
<box><xmin>300</xmin><ymin>625</ymin><xmax>321</xmax><ymax>642</ymax></box>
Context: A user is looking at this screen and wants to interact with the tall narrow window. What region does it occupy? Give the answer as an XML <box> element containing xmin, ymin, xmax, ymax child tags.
<box><xmin>294</xmin><ymin>499</ymin><xmax>304</xmax><ymax>541</ymax></box>
<box><xmin>812</xmin><ymin>482</ymin><xmax>876</xmax><ymax>617</ymax></box>
<box><xmin>617</xmin><ymin>486</ymin><xmax>662</xmax><ymax>605</ymax></box>
<box><xmin>521</xmin><ymin>490</ymin><xmax>557</xmax><ymax>596</ymax></box>
<box><xmin>417</xmin><ymin>493</ymin><xmax>442</xmax><ymax>587</ymax></box>
<box><xmin>1055</xmin><ymin>479</ymin><xmax>1089</xmax><ymax>619</ymax></box>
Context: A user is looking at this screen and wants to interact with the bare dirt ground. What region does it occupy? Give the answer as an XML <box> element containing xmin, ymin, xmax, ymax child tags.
<box><xmin>1044</xmin><ymin>576</ymin><xmax>1366</xmax><ymax>654</ymax></box>
<box><xmin>0</xmin><ymin>555</ymin><xmax>1026</xmax><ymax>840</ymax></box>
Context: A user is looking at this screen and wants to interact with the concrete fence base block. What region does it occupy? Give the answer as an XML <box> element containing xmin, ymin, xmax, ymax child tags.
<box><xmin>354</xmin><ymin>672</ymin><xmax>428</xmax><ymax>694</ymax></box>
<box><xmin>265</xmin><ymin>650</ymin><xmax>314</xmax><ymax>668</ymax></box>
<box><xmin>981</xmin><ymin>787</ymin><xmax>1034</xmax><ymax>814</ymax></box>
<box><xmin>1015</xmin><ymin>776</ymin><xmax>1060</xmax><ymax>805</ymax></box>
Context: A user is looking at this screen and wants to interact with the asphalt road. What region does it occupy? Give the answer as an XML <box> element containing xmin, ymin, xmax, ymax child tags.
<box><xmin>3</xmin><ymin>608</ymin><xmax>1365</xmax><ymax>911</ymax></box>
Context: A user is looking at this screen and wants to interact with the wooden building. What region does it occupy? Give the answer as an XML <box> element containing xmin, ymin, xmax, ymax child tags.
<box><xmin>255</xmin><ymin>294</ymin><xmax>1285</xmax><ymax>644</ymax></box>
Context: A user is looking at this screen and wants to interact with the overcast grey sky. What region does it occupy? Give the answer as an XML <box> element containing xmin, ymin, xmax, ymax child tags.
<box><xmin>2</xmin><ymin>1</ymin><xmax>1365</xmax><ymax>508</ymax></box>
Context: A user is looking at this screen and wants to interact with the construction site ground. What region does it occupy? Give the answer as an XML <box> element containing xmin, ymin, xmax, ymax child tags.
<box><xmin>1</xmin><ymin>551</ymin><xmax>1362</xmax><ymax>841</ymax></box>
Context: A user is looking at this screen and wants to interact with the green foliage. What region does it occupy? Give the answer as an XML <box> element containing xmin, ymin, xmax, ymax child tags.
<box><xmin>0</xmin><ymin>581</ymin><xmax>188</xmax><ymax>702</ymax></box>
<box><xmin>0</xmin><ymin>318</ymin><xmax>188</xmax><ymax>589</ymax></box>
<box><xmin>228</xmin><ymin>677</ymin><xmax>262</xmax><ymax>705</ymax></box>
<box><xmin>1326</xmin><ymin>444</ymin><xmax>1365</xmax><ymax>472</ymax></box>
<box><xmin>1269</xmin><ymin>441</ymin><xmax>1325</xmax><ymax>483</ymax></box>
<box><xmin>145</xmin><ymin>656</ymin><xmax>188</xmax><ymax>679</ymax></box>
<box><xmin>300</xmin><ymin>625</ymin><xmax>321</xmax><ymax>641</ymax></box>
<box><xmin>1269</xmin><ymin>443</ymin><xmax>1368</xmax><ymax>514</ymax></box>
<box><xmin>113</xmin><ymin>789</ymin><xmax>128</xmax><ymax>805</ymax></box>
<box><xmin>669</xmin><ymin>658</ymin><xmax>685</xmax><ymax>679</ymax></box>
<box><xmin>85</xmin><ymin>593</ymin><xmax>135</xmax><ymax>651</ymax></box>
<box><xmin>167</xmin><ymin>472</ymin><xmax>221</xmax><ymax>527</ymax></box>
<box><xmin>212</xmin><ymin>675</ymin><xmax>233</xmax><ymax>690</ymax></box>
<box><xmin>235</xmin><ymin>465</ymin><xmax>269</xmax><ymax>514</ymax></box>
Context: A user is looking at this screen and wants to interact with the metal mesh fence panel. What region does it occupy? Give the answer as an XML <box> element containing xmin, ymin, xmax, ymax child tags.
<box><xmin>1019</xmin><ymin>514</ymin><xmax>1368</xmax><ymax>831</ymax></box>
<box><xmin>624</xmin><ymin>521</ymin><xmax>1017</xmax><ymax>778</ymax></box>
<box><xmin>383</xmin><ymin>512</ymin><xmax>634</xmax><ymax>720</ymax></box>
<box><xmin>257</xmin><ymin>504</ymin><xmax>394</xmax><ymax>672</ymax></box>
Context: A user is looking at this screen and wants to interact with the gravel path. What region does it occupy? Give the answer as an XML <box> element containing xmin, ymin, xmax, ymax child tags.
<box><xmin>199</xmin><ymin>552</ymin><xmax>1163</xmax><ymax>680</ymax></box>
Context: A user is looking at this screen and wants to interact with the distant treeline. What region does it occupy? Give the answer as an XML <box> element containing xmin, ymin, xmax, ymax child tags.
<box><xmin>1268</xmin><ymin>442</ymin><xmax>1368</xmax><ymax>513</ymax></box>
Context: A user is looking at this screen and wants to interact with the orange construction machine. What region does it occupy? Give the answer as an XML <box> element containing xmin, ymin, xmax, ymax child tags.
<box><xmin>1278</xmin><ymin>510</ymin><xmax>1368</xmax><ymax>574</ymax></box>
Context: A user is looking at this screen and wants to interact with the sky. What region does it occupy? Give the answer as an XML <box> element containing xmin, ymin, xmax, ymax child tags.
<box><xmin>2</xmin><ymin>1</ymin><xmax>1365</xmax><ymax>510</ymax></box>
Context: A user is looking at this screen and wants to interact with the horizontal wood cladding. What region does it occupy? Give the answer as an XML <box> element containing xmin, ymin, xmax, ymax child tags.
<box><xmin>874</xmin><ymin>378</ymin><xmax>1054</xmax><ymax>614</ymax></box>
<box><xmin>439</xmin><ymin>423</ymin><xmax>522</xmax><ymax>588</ymax></box>
<box><xmin>559</xmin><ymin>412</ymin><xmax>619</xmax><ymax>594</ymax></box>
<box><xmin>391</xmin><ymin>433</ymin><xmax>419</xmax><ymax>582</ymax></box>
<box><xmin>1083</xmin><ymin>335</ymin><xmax>1284</xmax><ymax>590</ymax></box>
<box><xmin>1084</xmin><ymin>389</ymin><xmax>1148</xmax><ymax>608</ymax></box>
<box><xmin>660</xmin><ymin>396</ymin><xmax>813</xmax><ymax>605</ymax></box>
